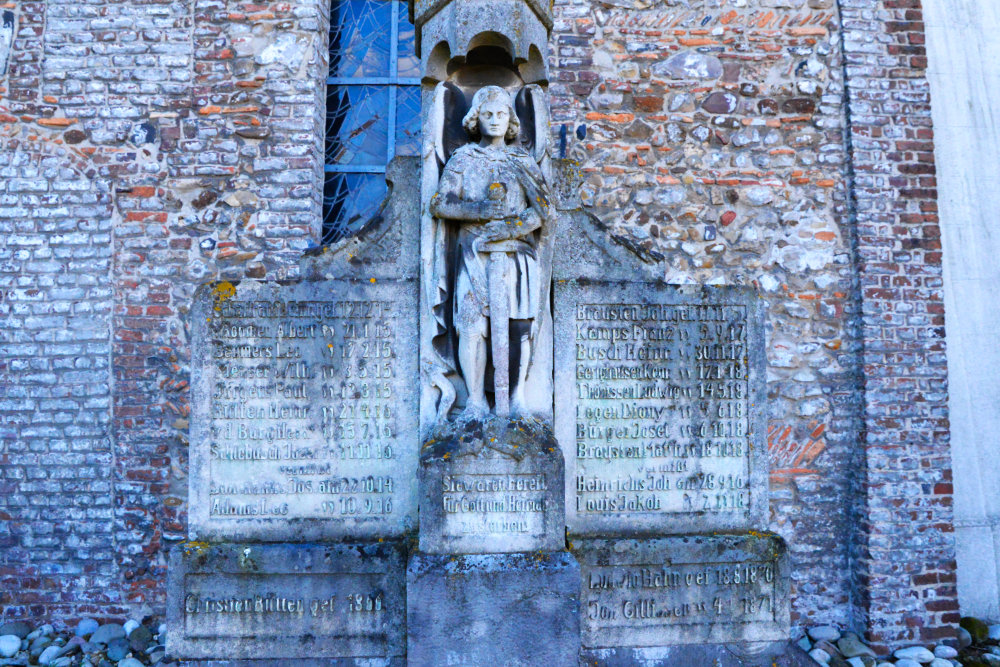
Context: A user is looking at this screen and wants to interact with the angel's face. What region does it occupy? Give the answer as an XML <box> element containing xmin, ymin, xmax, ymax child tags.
<box><xmin>478</xmin><ymin>99</ymin><xmax>510</xmax><ymax>140</ymax></box>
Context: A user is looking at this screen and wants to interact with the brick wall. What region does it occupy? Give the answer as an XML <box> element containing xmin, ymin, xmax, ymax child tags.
<box><xmin>839</xmin><ymin>0</ymin><xmax>957</xmax><ymax>650</ymax></box>
<box><xmin>1</xmin><ymin>0</ymin><xmax>326</xmax><ymax>619</ymax></box>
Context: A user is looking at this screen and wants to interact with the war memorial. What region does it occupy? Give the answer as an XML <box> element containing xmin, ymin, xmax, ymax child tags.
<box><xmin>2</xmin><ymin>0</ymin><xmax>998</xmax><ymax>664</ymax></box>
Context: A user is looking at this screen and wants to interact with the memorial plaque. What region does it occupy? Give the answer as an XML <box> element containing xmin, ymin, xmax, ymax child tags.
<box><xmin>554</xmin><ymin>283</ymin><xmax>766</xmax><ymax>535</ymax></box>
<box><xmin>189</xmin><ymin>278</ymin><xmax>419</xmax><ymax>541</ymax></box>
<box><xmin>575</xmin><ymin>535</ymin><xmax>789</xmax><ymax>648</ymax></box>
<box><xmin>418</xmin><ymin>419</ymin><xmax>565</xmax><ymax>554</ymax></box>
<box><xmin>166</xmin><ymin>543</ymin><xmax>406</xmax><ymax>661</ymax></box>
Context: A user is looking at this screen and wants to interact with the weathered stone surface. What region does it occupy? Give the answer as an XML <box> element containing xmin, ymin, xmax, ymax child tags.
<box><xmin>418</xmin><ymin>416</ymin><xmax>564</xmax><ymax>553</ymax></box>
<box><xmin>575</xmin><ymin>535</ymin><xmax>789</xmax><ymax>648</ymax></box>
<box><xmin>188</xmin><ymin>277</ymin><xmax>419</xmax><ymax>541</ymax></box>
<box><xmin>581</xmin><ymin>641</ymin><xmax>814</xmax><ymax>667</ymax></box>
<box><xmin>407</xmin><ymin>552</ymin><xmax>579</xmax><ymax>666</ymax></box>
<box><xmin>553</xmin><ymin>280</ymin><xmax>766</xmax><ymax>536</ymax></box>
<box><xmin>166</xmin><ymin>542</ymin><xmax>405</xmax><ymax>661</ymax></box>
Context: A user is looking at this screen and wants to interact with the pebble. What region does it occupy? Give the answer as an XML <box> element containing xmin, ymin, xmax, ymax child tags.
<box><xmin>118</xmin><ymin>659</ymin><xmax>144</xmax><ymax>667</ymax></box>
<box><xmin>894</xmin><ymin>646</ymin><xmax>935</xmax><ymax>663</ymax></box>
<box><xmin>37</xmin><ymin>644</ymin><xmax>62</xmax><ymax>665</ymax></box>
<box><xmin>876</xmin><ymin>664</ymin><xmax>895</xmax><ymax>667</ymax></box>
<box><xmin>797</xmin><ymin>635</ymin><xmax>812</xmax><ymax>652</ymax></box>
<box><xmin>0</xmin><ymin>636</ymin><xmax>19</xmax><ymax>659</ymax></box>
<box><xmin>934</xmin><ymin>645</ymin><xmax>958</xmax><ymax>659</ymax></box>
<box><xmin>929</xmin><ymin>659</ymin><xmax>952</xmax><ymax>667</ymax></box>
<box><xmin>984</xmin><ymin>653</ymin><xmax>1000</xmax><ymax>667</ymax></box>
<box><xmin>122</xmin><ymin>620</ymin><xmax>140</xmax><ymax>637</ymax></box>
<box><xmin>809</xmin><ymin>626</ymin><xmax>842</xmax><ymax>642</ymax></box>
<box><xmin>0</xmin><ymin>624</ymin><xmax>30</xmax><ymax>640</ymax></box>
<box><xmin>89</xmin><ymin>624</ymin><xmax>125</xmax><ymax>645</ymax></box>
<box><xmin>809</xmin><ymin>647</ymin><xmax>831</xmax><ymax>664</ymax></box>
<box><xmin>846</xmin><ymin>658</ymin><xmax>865</xmax><ymax>667</ymax></box>
<box><xmin>838</xmin><ymin>633</ymin><xmax>876</xmax><ymax>658</ymax></box>
<box><xmin>75</xmin><ymin>619</ymin><xmax>98</xmax><ymax>638</ymax></box>
<box><xmin>128</xmin><ymin>624</ymin><xmax>153</xmax><ymax>651</ymax></box>
<box><xmin>105</xmin><ymin>637</ymin><xmax>129</xmax><ymax>662</ymax></box>
<box><xmin>895</xmin><ymin>661</ymin><xmax>923</xmax><ymax>667</ymax></box>
<box><xmin>990</xmin><ymin>624</ymin><xmax>1000</xmax><ymax>640</ymax></box>
<box><xmin>961</xmin><ymin>616</ymin><xmax>990</xmax><ymax>644</ymax></box>
<box><xmin>957</xmin><ymin>626</ymin><xmax>973</xmax><ymax>648</ymax></box>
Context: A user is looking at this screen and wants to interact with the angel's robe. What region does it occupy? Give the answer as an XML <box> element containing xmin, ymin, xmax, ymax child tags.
<box><xmin>434</xmin><ymin>142</ymin><xmax>548</xmax><ymax>337</ymax></box>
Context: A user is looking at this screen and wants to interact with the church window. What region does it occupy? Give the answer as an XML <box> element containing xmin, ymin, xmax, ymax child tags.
<box><xmin>324</xmin><ymin>0</ymin><xmax>420</xmax><ymax>243</ymax></box>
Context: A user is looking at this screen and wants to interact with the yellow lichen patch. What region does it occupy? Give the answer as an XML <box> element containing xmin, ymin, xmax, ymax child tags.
<box><xmin>182</xmin><ymin>540</ymin><xmax>211</xmax><ymax>556</ymax></box>
<box><xmin>212</xmin><ymin>281</ymin><xmax>237</xmax><ymax>311</ymax></box>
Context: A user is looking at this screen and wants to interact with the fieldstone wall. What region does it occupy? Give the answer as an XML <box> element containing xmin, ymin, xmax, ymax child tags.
<box><xmin>0</xmin><ymin>0</ymin><xmax>958</xmax><ymax>649</ymax></box>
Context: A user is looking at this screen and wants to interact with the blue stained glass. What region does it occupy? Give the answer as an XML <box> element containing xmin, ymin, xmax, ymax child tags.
<box><xmin>329</xmin><ymin>0</ymin><xmax>391</xmax><ymax>78</ymax></box>
<box><xmin>323</xmin><ymin>173</ymin><xmax>388</xmax><ymax>244</ymax></box>
<box><xmin>324</xmin><ymin>0</ymin><xmax>421</xmax><ymax>244</ymax></box>
<box><xmin>396</xmin><ymin>2</ymin><xmax>420</xmax><ymax>79</ymax></box>
<box><xmin>395</xmin><ymin>86</ymin><xmax>421</xmax><ymax>156</ymax></box>
<box><xmin>326</xmin><ymin>85</ymin><xmax>390</xmax><ymax>166</ymax></box>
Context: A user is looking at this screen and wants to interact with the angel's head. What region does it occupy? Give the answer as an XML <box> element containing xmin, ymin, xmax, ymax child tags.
<box><xmin>463</xmin><ymin>86</ymin><xmax>520</xmax><ymax>143</ymax></box>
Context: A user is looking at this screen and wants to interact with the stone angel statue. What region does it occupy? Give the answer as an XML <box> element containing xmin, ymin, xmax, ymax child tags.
<box><xmin>424</xmin><ymin>83</ymin><xmax>554</xmax><ymax>423</ymax></box>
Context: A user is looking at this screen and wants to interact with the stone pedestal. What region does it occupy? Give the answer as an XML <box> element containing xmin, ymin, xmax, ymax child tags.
<box><xmin>166</xmin><ymin>542</ymin><xmax>406</xmax><ymax>662</ymax></box>
<box><xmin>406</xmin><ymin>551</ymin><xmax>580</xmax><ymax>666</ymax></box>
<box><xmin>418</xmin><ymin>416</ymin><xmax>564</xmax><ymax>553</ymax></box>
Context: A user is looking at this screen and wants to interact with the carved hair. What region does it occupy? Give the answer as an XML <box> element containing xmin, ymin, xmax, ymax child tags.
<box><xmin>462</xmin><ymin>85</ymin><xmax>520</xmax><ymax>142</ymax></box>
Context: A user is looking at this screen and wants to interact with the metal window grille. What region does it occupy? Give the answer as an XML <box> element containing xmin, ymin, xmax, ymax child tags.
<box><xmin>323</xmin><ymin>0</ymin><xmax>421</xmax><ymax>244</ymax></box>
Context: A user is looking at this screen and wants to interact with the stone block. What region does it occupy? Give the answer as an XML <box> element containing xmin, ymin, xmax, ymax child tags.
<box><xmin>165</xmin><ymin>542</ymin><xmax>406</xmax><ymax>661</ymax></box>
<box><xmin>553</xmin><ymin>279</ymin><xmax>767</xmax><ymax>536</ymax></box>
<box><xmin>574</xmin><ymin>535</ymin><xmax>789</xmax><ymax>649</ymax></box>
<box><xmin>580</xmin><ymin>641</ymin><xmax>814</xmax><ymax>667</ymax></box>
<box><xmin>418</xmin><ymin>416</ymin><xmax>565</xmax><ymax>554</ymax></box>
<box><xmin>407</xmin><ymin>551</ymin><xmax>580</xmax><ymax>666</ymax></box>
<box><xmin>188</xmin><ymin>277</ymin><xmax>420</xmax><ymax>542</ymax></box>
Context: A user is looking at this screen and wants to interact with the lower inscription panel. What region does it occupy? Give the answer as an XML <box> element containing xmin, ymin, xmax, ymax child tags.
<box><xmin>166</xmin><ymin>542</ymin><xmax>406</xmax><ymax>660</ymax></box>
<box><xmin>575</xmin><ymin>535</ymin><xmax>789</xmax><ymax>647</ymax></box>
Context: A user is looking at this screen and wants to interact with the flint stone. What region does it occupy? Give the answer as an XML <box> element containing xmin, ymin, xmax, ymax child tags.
<box><xmin>418</xmin><ymin>416</ymin><xmax>564</xmax><ymax>553</ymax></box>
<box><xmin>407</xmin><ymin>552</ymin><xmax>579</xmax><ymax>667</ymax></box>
<box><xmin>654</xmin><ymin>51</ymin><xmax>723</xmax><ymax>80</ymax></box>
<box><xmin>702</xmin><ymin>92</ymin><xmax>739</xmax><ymax>114</ymax></box>
<box><xmin>166</xmin><ymin>542</ymin><xmax>405</xmax><ymax>660</ymax></box>
<box><xmin>576</xmin><ymin>535</ymin><xmax>789</xmax><ymax>648</ymax></box>
<box><xmin>552</xmin><ymin>280</ymin><xmax>767</xmax><ymax>536</ymax></box>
